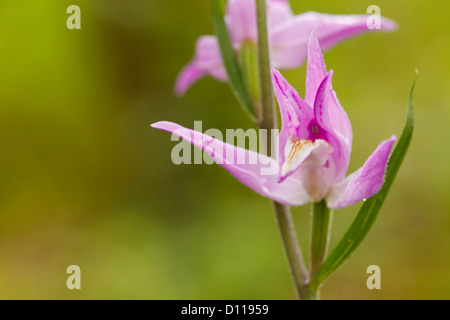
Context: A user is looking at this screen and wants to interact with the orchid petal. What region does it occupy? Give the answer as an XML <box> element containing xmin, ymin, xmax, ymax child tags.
<box><xmin>226</xmin><ymin>0</ymin><xmax>293</xmax><ymax>46</ymax></box>
<box><xmin>267</xmin><ymin>0</ymin><xmax>294</xmax><ymax>29</ymax></box>
<box><xmin>306</xmin><ymin>30</ymin><xmax>352</xmax><ymax>145</ymax></box>
<box><xmin>326</xmin><ymin>136</ymin><xmax>396</xmax><ymax>209</ymax></box>
<box><xmin>226</xmin><ymin>0</ymin><xmax>258</xmax><ymax>44</ymax></box>
<box><xmin>313</xmin><ymin>70</ymin><xmax>334</xmax><ymax>131</ymax></box>
<box><xmin>152</xmin><ymin>121</ymin><xmax>310</xmax><ymax>206</ymax></box>
<box><xmin>279</xmin><ymin>138</ymin><xmax>333</xmax><ymax>183</ymax></box>
<box><xmin>309</xmin><ymin>12</ymin><xmax>397</xmax><ymax>51</ymax></box>
<box><xmin>175</xmin><ymin>36</ymin><xmax>227</xmax><ymax>96</ymax></box>
<box><xmin>299</xmin><ymin>158</ymin><xmax>336</xmax><ymax>203</ymax></box>
<box><xmin>271</xmin><ymin>69</ymin><xmax>315</xmax><ymax>178</ymax></box>
<box><xmin>312</xmin><ymin>70</ymin><xmax>350</xmax><ymax>183</ymax></box>
<box><xmin>271</xmin><ymin>12</ymin><xmax>397</xmax><ymax>69</ymax></box>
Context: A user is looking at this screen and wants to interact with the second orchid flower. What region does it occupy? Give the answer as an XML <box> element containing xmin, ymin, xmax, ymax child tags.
<box><xmin>175</xmin><ymin>0</ymin><xmax>397</xmax><ymax>96</ymax></box>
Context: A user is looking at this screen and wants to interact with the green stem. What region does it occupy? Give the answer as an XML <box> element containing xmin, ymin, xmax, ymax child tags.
<box><xmin>310</xmin><ymin>201</ymin><xmax>333</xmax><ymax>278</ymax></box>
<box><xmin>255</xmin><ymin>0</ymin><xmax>314</xmax><ymax>300</ymax></box>
<box><xmin>273</xmin><ymin>202</ymin><xmax>314</xmax><ymax>300</ymax></box>
<box><xmin>255</xmin><ymin>0</ymin><xmax>276</xmax><ymax>136</ymax></box>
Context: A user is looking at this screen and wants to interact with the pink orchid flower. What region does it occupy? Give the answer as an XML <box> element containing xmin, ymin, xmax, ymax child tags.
<box><xmin>154</xmin><ymin>32</ymin><xmax>396</xmax><ymax>209</ymax></box>
<box><xmin>175</xmin><ymin>0</ymin><xmax>397</xmax><ymax>96</ymax></box>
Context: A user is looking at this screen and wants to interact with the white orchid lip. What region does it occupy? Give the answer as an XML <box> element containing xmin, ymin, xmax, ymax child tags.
<box><xmin>279</xmin><ymin>136</ymin><xmax>333</xmax><ymax>182</ymax></box>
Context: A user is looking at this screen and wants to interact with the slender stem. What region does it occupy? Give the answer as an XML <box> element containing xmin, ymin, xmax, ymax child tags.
<box><xmin>255</xmin><ymin>0</ymin><xmax>312</xmax><ymax>300</ymax></box>
<box><xmin>273</xmin><ymin>202</ymin><xmax>314</xmax><ymax>300</ymax></box>
<box><xmin>255</xmin><ymin>0</ymin><xmax>276</xmax><ymax>137</ymax></box>
<box><xmin>310</xmin><ymin>201</ymin><xmax>333</xmax><ymax>277</ymax></box>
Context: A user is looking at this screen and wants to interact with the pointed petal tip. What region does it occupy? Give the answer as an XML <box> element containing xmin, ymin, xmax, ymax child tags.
<box><xmin>309</xmin><ymin>27</ymin><xmax>318</xmax><ymax>38</ymax></box>
<box><xmin>174</xmin><ymin>72</ymin><xmax>191</xmax><ymax>97</ymax></box>
<box><xmin>380</xmin><ymin>17</ymin><xmax>399</xmax><ymax>31</ymax></box>
<box><xmin>174</xmin><ymin>81</ymin><xmax>187</xmax><ymax>97</ymax></box>
<box><xmin>327</xmin><ymin>135</ymin><xmax>397</xmax><ymax>209</ymax></box>
<box><xmin>150</xmin><ymin>121</ymin><xmax>179</xmax><ymax>132</ymax></box>
<box><xmin>271</xmin><ymin>68</ymin><xmax>282</xmax><ymax>79</ymax></box>
<box><xmin>308</xmin><ymin>28</ymin><xmax>320</xmax><ymax>48</ymax></box>
<box><xmin>323</xmin><ymin>70</ymin><xmax>334</xmax><ymax>90</ymax></box>
<box><xmin>150</xmin><ymin>121</ymin><xmax>165</xmax><ymax>129</ymax></box>
<box><xmin>385</xmin><ymin>135</ymin><xmax>397</xmax><ymax>153</ymax></box>
<box><xmin>367</xmin><ymin>17</ymin><xmax>398</xmax><ymax>32</ymax></box>
<box><xmin>271</xmin><ymin>68</ymin><xmax>287</xmax><ymax>91</ymax></box>
<box><xmin>381</xmin><ymin>135</ymin><xmax>397</xmax><ymax>151</ymax></box>
<box><xmin>174</xmin><ymin>88</ymin><xmax>186</xmax><ymax>97</ymax></box>
<box><xmin>317</xmin><ymin>70</ymin><xmax>333</xmax><ymax>93</ymax></box>
<box><xmin>372</xmin><ymin>135</ymin><xmax>397</xmax><ymax>158</ymax></box>
<box><xmin>174</xmin><ymin>63</ymin><xmax>201</xmax><ymax>97</ymax></box>
<box><xmin>327</xmin><ymin>69</ymin><xmax>334</xmax><ymax>79</ymax></box>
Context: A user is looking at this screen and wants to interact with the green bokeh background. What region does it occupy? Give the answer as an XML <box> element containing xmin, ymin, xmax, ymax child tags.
<box><xmin>0</xmin><ymin>0</ymin><xmax>448</xmax><ymax>299</ymax></box>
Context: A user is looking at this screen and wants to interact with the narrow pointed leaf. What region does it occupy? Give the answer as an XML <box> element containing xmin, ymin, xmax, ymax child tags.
<box><xmin>310</xmin><ymin>74</ymin><xmax>417</xmax><ymax>288</ymax></box>
<box><xmin>212</xmin><ymin>0</ymin><xmax>256</xmax><ymax>120</ymax></box>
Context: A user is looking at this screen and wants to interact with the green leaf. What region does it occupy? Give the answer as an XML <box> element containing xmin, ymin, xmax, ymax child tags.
<box><xmin>240</xmin><ymin>43</ymin><xmax>261</xmax><ymax>112</ymax></box>
<box><xmin>212</xmin><ymin>0</ymin><xmax>256</xmax><ymax>121</ymax></box>
<box><xmin>310</xmin><ymin>74</ymin><xmax>417</xmax><ymax>289</ymax></box>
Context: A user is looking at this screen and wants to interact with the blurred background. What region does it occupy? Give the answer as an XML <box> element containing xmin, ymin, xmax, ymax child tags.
<box><xmin>0</xmin><ymin>0</ymin><xmax>448</xmax><ymax>299</ymax></box>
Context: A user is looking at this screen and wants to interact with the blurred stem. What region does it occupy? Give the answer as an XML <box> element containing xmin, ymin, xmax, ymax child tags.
<box><xmin>310</xmin><ymin>201</ymin><xmax>333</xmax><ymax>278</ymax></box>
<box><xmin>255</xmin><ymin>0</ymin><xmax>276</xmax><ymax>136</ymax></box>
<box><xmin>255</xmin><ymin>0</ymin><xmax>311</xmax><ymax>300</ymax></box>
